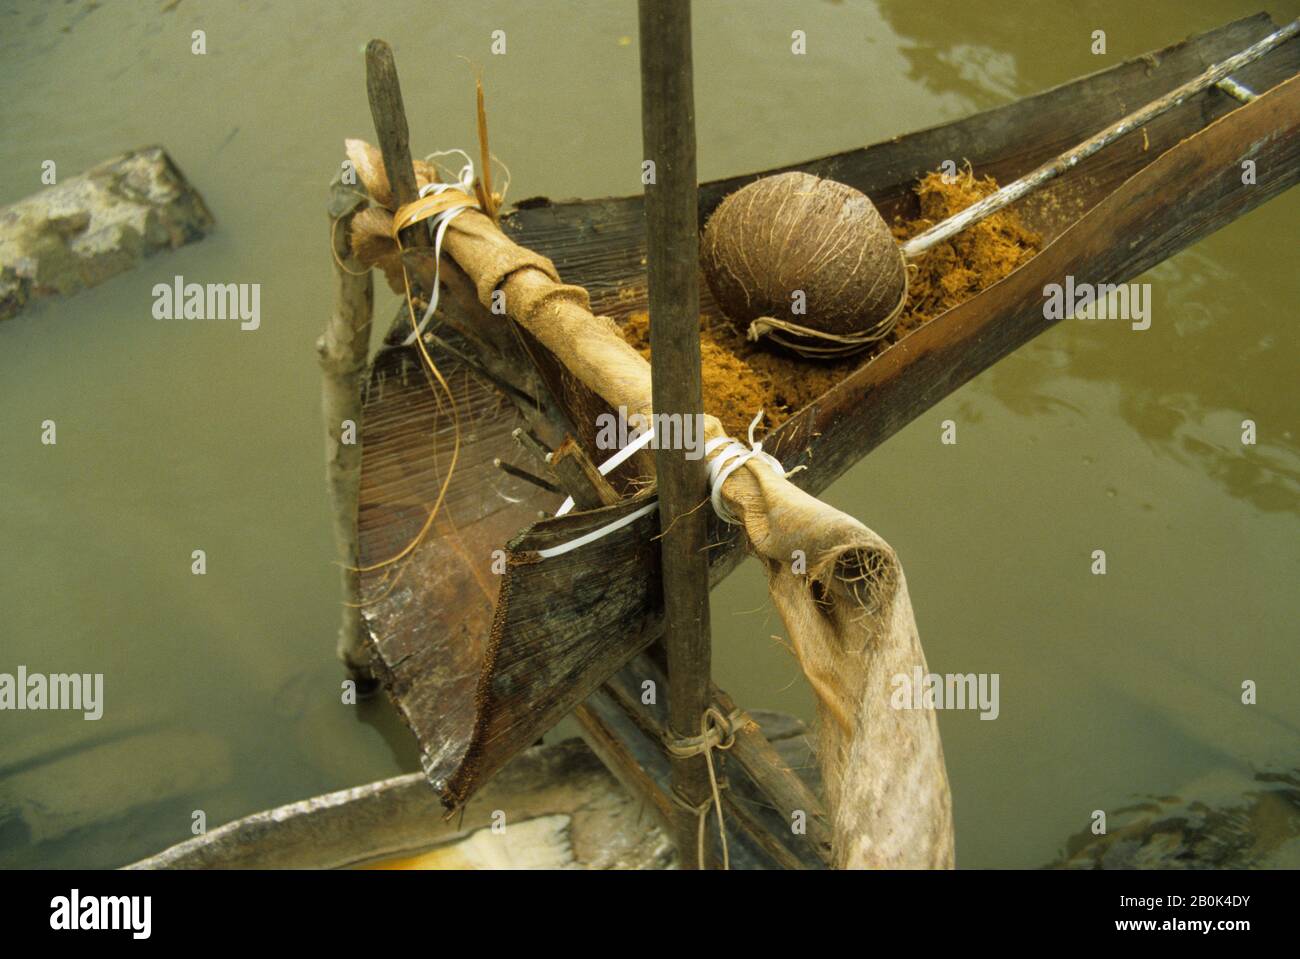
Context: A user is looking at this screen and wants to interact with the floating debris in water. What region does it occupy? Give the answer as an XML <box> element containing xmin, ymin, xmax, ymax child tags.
<box><xmin>891</xmin><ymin>165</ymin><xmax>1042</xmax><ymax>337</ymax></box>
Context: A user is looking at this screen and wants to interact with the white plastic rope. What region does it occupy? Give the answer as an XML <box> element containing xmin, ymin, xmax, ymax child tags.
<box><xmin>402</xmin><ymin>154</ymin><xmax>478</xmax><ymax>346</ymax></box>
<box><xmin>535</xmin><ymin>423</ymin><xmax>659</xmax><ymax>560</ymax></box>
<box><xmin>535</xmin><ymin>411</ymin><xmax>792</xmax><ymax>559</ymax></box>
<box><xmin>703</xmin><ymin>410</ymin><xmax>789</xmax><ymax>525</ymax></box>
<box><xmin>534</xmin><ymin>499</ymin><xmax>659</xmax><ymax>560</ymax></box>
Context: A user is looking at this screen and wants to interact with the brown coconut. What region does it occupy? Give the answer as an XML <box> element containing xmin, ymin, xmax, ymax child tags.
<box><xmin>700</xmin><ymin>171</ymin><xmax>907</xmax><ymax>354</ymax></box>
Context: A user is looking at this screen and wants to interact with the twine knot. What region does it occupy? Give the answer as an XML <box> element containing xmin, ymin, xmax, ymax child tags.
<box><xmin>663</xmin><ymin>706</ymin><xmax>745</xmax><ymax>869</ymax></box>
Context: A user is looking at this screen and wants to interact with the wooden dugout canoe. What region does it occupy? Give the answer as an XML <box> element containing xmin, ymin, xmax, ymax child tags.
<box><xmin>355</xmin><ymin>13</ymin><xmax>1300</xmax><ymax>816</ymax></box>
<box><xmin>128</xmin><ymin>713</ymin><xmax>817</xmax><ymax>869</ymax></box>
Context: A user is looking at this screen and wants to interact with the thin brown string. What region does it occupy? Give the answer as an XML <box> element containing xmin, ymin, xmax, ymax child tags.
<box><xmin>746</xmin><ymin>246</ymin><xmax>910</xmax><ymax>357</ymax></box>
<box><xmin>328</xmin><ymin>210</ymin><xmax>372</xmax><ymax>277</ymax></box>
<box><xmin>664</xmin><ymin>706</ymin><xmax>744</xmax><ymax>869</ymax></box>
<box><xmin>346</xmin><ymin>193</ymin><xmax>467</xmax><ymax>597</ymax></box>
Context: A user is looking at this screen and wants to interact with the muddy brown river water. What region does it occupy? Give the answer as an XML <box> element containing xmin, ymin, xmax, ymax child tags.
<box><xmin>1</xmin><ymin>0</ymin><xmax>1297</xmax><ymax>868</ymax></box>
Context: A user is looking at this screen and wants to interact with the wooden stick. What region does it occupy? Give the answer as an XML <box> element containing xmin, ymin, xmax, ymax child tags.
<box><xmin>710</xmin><ymin>684</ymin><xmax>833</xmax><ymax>865</ymax></box>
<box><xmin>318</xmin><ymin>174</ymin><xmax>375</xmax><ymax>687</ymax></box>
<box><xmin>572</xmin><ymin>695</ymin><xmax>677</xmax><ymax>831</ymax></box>
<box><xmin>548</xmin><ymin>437</ymin><xmax>620</xmax><ymax>510</ymax></box>
<box><xmin>493</xmin><ymin>458</ymin><xmax>562</xmax><ymax>495</ymax></box>
<box><xmin>511</xmin><ymin>427</ymin><xmax>553</xmax><ymax>466</ymax></box>
<box><xmin>721</xmin><ymin>791</ymin><xmax>807</xmax><ymax>871</ymax></box>
<box><xmin>598</xmin><ymin>655</ymin><xmax>829</xmax><ymax>868</ymax></box>
<box><xmin>420</xmin><ymin>327</ymin><xmax>539</xmax><ymax>408</ymax></box>
<box><xmin>1215</xmin><ymin>75</ymin><xmax>1258</xmax><ymax>103</ymax></box>
<box><xmin>577</xmin><ymin>681</ymin><xmax>812</xmax><ymax>870</ymax></box>
<box><xmin>638</xmin><ymin>0</ymin><xmax>716</xmax><ymax>869</ymax></box>
<box><xmin>901</xmin><ymin>18</ymin><xmax>1300</xmax><ymax>257</ymax></box>
<box><xmin>365</xmin><ymin>39</ymin><xmax>431</xmax><ymax>310</ymax></box>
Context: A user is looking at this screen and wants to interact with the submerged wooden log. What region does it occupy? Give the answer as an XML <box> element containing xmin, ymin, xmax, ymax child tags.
<box><xmin>0</xmin><ymin>147</ymin><xmax>213</xmax><ymax>321</ymax></box>
<box><xmin>128</xmin><ymin>738</ymin><xmax>671</xmax><ymax>870</ymax></box>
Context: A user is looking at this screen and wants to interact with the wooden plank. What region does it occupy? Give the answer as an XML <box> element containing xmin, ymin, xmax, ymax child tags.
<box><xmin>548</xmin><ymin>437</ymin><xmax>618</xmax><ymax>511</ymax></box>
<box><xmin>711</xmin><ymin>684</ymin><xmax>834</xmax><ymax>865</ymax></box>
<box><xmin>721</xmin><ymin>790</ymin><xmax>807</xmax><ymax>872</ymax></box>
<box><xmin>573</xmin><ymin>694</ymin><xmax>675</xmax><ymax>829</ymax></box>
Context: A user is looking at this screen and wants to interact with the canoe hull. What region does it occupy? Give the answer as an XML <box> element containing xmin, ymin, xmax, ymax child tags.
<box><xmin>355</xmin><ymin>14</ymin><xmax>1300</xmax><ymax>812</ymax></box>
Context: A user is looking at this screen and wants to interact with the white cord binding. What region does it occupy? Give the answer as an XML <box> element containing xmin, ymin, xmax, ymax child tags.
<box><xmin>702</xmin><ymin>410</ymin><xmax>790</xmax><ymax>525</ymax></box>
<box><xmin>402</xmin><ymin>153</ymin><xmax>478</xmax><ymax>346</ymax></box>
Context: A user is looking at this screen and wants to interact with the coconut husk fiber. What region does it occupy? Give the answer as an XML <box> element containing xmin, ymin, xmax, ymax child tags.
<box><xmin>701</xmin><ymin>171</ymin><xmax>908</xmax><ymax>356</ymax></box>
<box><xmin>891</xmin><ymin>165</ymin><xmax>1042</xmax><ymax>336</ymax></box>
<box><xmin>344</xmin><ymin>142</ymin><xmax>954</xmax><ymax>868</ymax></box>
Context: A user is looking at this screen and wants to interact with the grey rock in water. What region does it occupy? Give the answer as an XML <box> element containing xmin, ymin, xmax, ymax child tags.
<box><xmin>0</xmin><ymin>146</ymin><xmax>213</xmax><ymax>321</ymax></box>
<box><xmin>1048</xmin><ymin>768</ymin><xmax>1300</xmax><ymax>869</ymax></box>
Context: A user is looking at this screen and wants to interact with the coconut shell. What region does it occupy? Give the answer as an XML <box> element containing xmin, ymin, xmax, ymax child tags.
<box><xmin>700</xmin><ymin>171</ymin><xmax>906</xmax><ymax>348</ymax></box>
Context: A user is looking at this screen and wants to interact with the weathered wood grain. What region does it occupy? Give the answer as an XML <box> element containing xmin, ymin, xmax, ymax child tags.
<box><xmin>365</xmin><ymin>39</ymin><xmax>430</xmax><ymax>279</ymax></box>
<box><xmin>548</xmin><ymin>437</ymin><xmax>618</xmax><ymax>510</ymax></box>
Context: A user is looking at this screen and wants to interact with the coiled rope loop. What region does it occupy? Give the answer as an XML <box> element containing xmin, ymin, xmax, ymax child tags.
<box><xmin>704</xmin><ymin>410</ymin><xmax>801</xmax><ymax>525</ymax></box>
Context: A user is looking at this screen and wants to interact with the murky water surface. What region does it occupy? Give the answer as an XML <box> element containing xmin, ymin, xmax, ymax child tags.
<box><xmin>1</xmin><ymin>0</ymin><xmax>1296</xmax><ymax>867</ymax></box>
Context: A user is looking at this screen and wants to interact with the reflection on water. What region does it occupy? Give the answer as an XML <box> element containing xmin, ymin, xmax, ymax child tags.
<box><xmin>979</xmin><ymin>232</ymin><xmax>1300</xmax><ymax>516</ymax></box>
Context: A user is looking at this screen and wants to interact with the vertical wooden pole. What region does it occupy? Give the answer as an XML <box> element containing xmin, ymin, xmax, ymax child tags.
<box><xmin>319</xmin><ymin>177</ymin><xmax>375</xmax><ymax>689</ymax></box>
<box><xmin>365</xmin><ymin>39</ymin><xmax>432</xmax><ymax>338</ymax></box>
<box><xmin>637</xmin><ymin>0</ymin><xmax>714</xmax><ymax>869</ymax></box>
